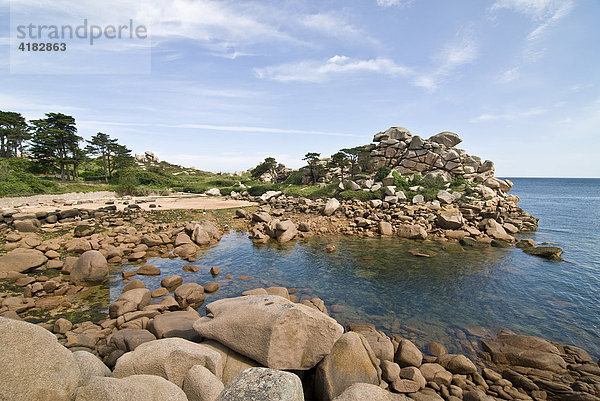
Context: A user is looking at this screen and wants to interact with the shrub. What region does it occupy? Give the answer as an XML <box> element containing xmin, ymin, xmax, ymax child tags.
<box><xmin>284</xmin><ymin>171</ymin><xmax>303</xmax><ymax>185</ymax></box>
<box><xmin>116</xmin><ymin>172</ymin><xmax>139</xmax><ymax>196</ymax></box>
<box><xmin>247</xmin><ymin>184</ymin><xmax>279</xmax><ymax>196</ymax></box>
<box><xmin>339</xmin><ymin>190</ymin><xmax>375</xmax><ymax>201</ymax></box>
<box><xmin>375</xmin><ymin>166</ymin><xmax>391</xmax><ymax>182</ymax></box>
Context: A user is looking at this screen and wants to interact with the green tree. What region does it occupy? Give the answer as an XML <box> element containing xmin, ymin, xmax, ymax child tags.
<box><xmin>341</xmin><ymin>146</ymin><xmax>364</xmax><ymax>178</ymax></box>
<box><xmin>109</xmin><ymin>142</ymin><xmax>134</xmax><ymax>177</ymax></box>
<box><xmin>303</xmin><ymin>152</ymin><xmax>322</xmax><ymax>184</ymax></box>
<box><xmin>0</xmin><ymin>111</ymin><xmax>31</xmax><ymax>158</ymax></box>
<box><xmin>251</xmin><ymin>157</ymin><xmax>277</xmax><ymax>179</ymax></box>
<box><xmin>85</xmin><ymin>132</ymin><xmax>115</xmax><ymax>182</ymax></box>
<box><xmin>30</xmin><ymin>113</ymin><xmax>82</xmax><ymax>180</ymax></box>
<box><xmin>329</xmin><ymin>151</ymin><xmax>350</xmax><ymax>180</ymax></box>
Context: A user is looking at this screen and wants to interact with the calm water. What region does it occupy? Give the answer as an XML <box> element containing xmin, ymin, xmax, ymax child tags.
<box><xmin>110</xmin><ymin>178</ymin><xmax>600</xmax><ymax>358</ymax></box>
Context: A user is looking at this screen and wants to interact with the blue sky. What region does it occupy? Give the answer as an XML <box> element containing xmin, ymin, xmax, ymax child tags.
<box><xmin>1</xmin><ymin>0</ymin><xmax>599</xmax><ymax>177</ymax></box>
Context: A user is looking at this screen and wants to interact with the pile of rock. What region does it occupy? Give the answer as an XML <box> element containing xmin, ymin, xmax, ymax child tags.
<box><xmin>3</xmin><ymin>290</ymin><xmax>598</xmax><ymax>401</ymax></box>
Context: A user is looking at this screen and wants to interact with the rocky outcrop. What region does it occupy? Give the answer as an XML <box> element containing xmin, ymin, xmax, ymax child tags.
<box><xmin>193</xmin><ymin>295</ymin><xmax>344</xmax><ymax>370</ymax></box>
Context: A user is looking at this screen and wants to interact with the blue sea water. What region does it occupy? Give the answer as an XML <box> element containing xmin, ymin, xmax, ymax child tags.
<box><xmin>111</xmin><ymin>178</ymin><xmax>600</xmax><ymax>358</ymax></box>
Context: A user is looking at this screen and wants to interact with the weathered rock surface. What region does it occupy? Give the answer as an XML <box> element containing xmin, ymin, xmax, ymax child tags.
<box><xmin>315</xmin><ymin>332</ymin><xmax>380</xmax><ymax>401</ymax></box>
<box><xmin>70</xmin><ymin>250</ymin><xmax>109</xmax><ymax>286</ymax></box>
<box><xmin>0</xmin><ymin>248</ymin><xmax>48</xmax><ymax>273</ymax></box>
<box><xmin>216</xmin><ymin>367</ymin><xmax>303</xmax><ymax>401</ymax></box>
<box><xmin>0</xmin><ymin>317</ymin><xmax>81</xmax><ymax>401</ymax></box>
<box><xmin>201</xmin><ymin>340</ymin><xmax>262</xmax><ymax>385</ymax></box>
<box><xmin>193</xmin><ymin>295</ymin><xmax>343</xmax><ymax>370</ymax></box>
<box><xmin>183</xmin><ymin>364</ymin><xmax>225</xmax><ymax>401</ymax></box>
<box><xmin>147</xmin><ymin>309</ymin><xmax>201</xmax><ymax>341</ymax></box>
<box><xmin>75</xmin><ymin>374</ymin><xmax>187</xmax><ymax>401</ymax></box>
<box><xmin>113</xmin><ymin>337</ymin><xmax>223</xmax><ymax>386</ymax></box>
<box><xmin>333</xmin><ymin>383</ymin><xmax>410</xmax><ymax>400</ymax></box>
<box><xmin>72</xmin><ymin>350</ymin><xmax>111</xmax><ymax>384</ymax></box>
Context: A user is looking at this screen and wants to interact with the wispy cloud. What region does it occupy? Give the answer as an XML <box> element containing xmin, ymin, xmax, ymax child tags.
<box><xmin>489</xmin><ymin>0</ymin><xmax>574</xmax><ymax>62</ymax></box>
<box><xmin>376</xmin><ymin>0</ymin><xmax>413</xmax><ymax>7</ymax></box>
<box><xmin>254</xmin><ymin>55</ymin><xmax>411</xmax><ymax>83</ymax></box>
<box><xmin>497</xmin><ymin>67</ymin><xmax>520</xmax><ymax>83</ymax></box>
<box><xmin>414</xmin><ymin>28</ymin><xmax>478</xmax><ymax>90</ymax></box>
<box><xmin>78</xmin><ymin>120</ymin><xmax>359</xmax><ymax>137</ymax></box>
<box><xmin>469</xmin><ymin>107</ymin><xmax>548</xmax><ymax>122</ymax></box>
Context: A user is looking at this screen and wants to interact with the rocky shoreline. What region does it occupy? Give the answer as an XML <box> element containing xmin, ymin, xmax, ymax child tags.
<box><xmin>0</xmin><ymin>193</ymin><xmax>592</xmax><ymax>400</ymax></box>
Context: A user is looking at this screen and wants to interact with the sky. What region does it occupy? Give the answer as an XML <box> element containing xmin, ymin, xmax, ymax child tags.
<box><xmin>0</xmin><ymin>0</ymin><xmax>599</xmax><ymax>177</ymax></box>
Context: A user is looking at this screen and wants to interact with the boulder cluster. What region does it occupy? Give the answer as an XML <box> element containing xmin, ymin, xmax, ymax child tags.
<box><xmin>2</xmin><ymin>289</ymin><xmax>599</xmax><ymax>401</ymax></box>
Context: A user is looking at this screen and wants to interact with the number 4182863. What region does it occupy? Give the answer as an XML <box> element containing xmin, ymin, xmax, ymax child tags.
<box><xmin>18</xmin><ymin>43</ymin><xmax>67</xmax><ymax>51</ymax></box>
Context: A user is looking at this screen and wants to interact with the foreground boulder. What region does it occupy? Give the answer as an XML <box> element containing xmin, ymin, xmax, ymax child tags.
<box><xmin>183</xmin><ymin>364</ymin><xmax>224</xmax><ymax>401</ymax></box>
<box><xmin>481</xmin><ymin>331</ymin><xmax>567</xmax><ymax>373</ymax></box>
<box><xmin>0</xmin><ymin>317</ymin><xmax>81</xmax><ymax>401</ymax></box>
<box><xmin>216</xmin><ymin>367</ymin><xmax>303</xmax><ymax>401</ymax></box>
<box><xmin>189</xmin><ymin>221</ymin><xmax>222</xmax><ymax>246</ymax></box>
<box><xmin>201</xmin><ymin>340</ymin><xmax>262</xmax><ymax>385</ymax></box>
<box><xmin>0</xmin><ymin>248</ymin><xmax>47</xmax><ymax>273</ymax></box>
<box><xmin>193</xmin><ymin>295</ymin><xmax>344</xmax><ymax>370</ymax></box>
<box><xmin>75</xmin><ymin>374</ymin><xmax>187</xmax><ymax>401</ymax></box>
<box><xmin>323</xmin><ymin>198</ymin><xmax>340</xmax><ymax>216</ymax></box>
<box><xmin>70</xmin><ymin>250</ymin><xmax>109</xmax><ymax>286</ymax></box>
<box><xmin>333</xmin><ymin>383</ymin><xmax>410</xmax><ymax>401</ymax></box>
<box><xmin>113</xmin><ymin>337</ymin><xmax>223</xmax><ymax>386</ymax></box>
<box><xmin>147</xmin><ymin>309</ymin><xmax>201</xmax><ymax>341</ymax></box>
<box><xmin>315</xmin><ymin>332</ymin><xmax>380</xmax><ymax>401</ymax></box>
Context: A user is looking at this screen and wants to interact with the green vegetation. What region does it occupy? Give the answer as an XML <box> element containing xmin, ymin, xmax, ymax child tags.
<box><xmin>375</xmin><ymin>166</ymin><xmax>391</xmax><ymax>182</ymax></box>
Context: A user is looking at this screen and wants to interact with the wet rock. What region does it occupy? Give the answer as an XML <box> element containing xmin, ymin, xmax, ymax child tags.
<box><xmin>190</xmin><ymin>221</ymin><xmax>222</xmax><ymax>246</ymax></box>
<box><xmin>427</xmin><ymin>342</ymin><xmax>447</xmax><ymax>356</ymax></box>
<box><xmin>216</xmin><ymin>367</ymin><xmax>303</xmax><ymax>401</ymax></box>
<box><xmin>484</xmin><ymin>219</ymin><xmax>514</xmax><ymax>242</ymax></box>
<box><xmin>113</xmin><ymin>337</ymin><xmax>223</xmax><ymax>386</ymax></box>
<box><xmin>194</xmin><ymin>295</ymin><xmax>343</xmax><ymax>370</ymax></box>
<box><xmin>161</xmin><ymin>275</ymin><xmax>183</xmax><ymax>288</ymax></box>
<box><xmin>275</xmin><ymin>220</ymin><xmax>298</xmax><ymax>243</ymax></box>
<box><xmin>315</xmin><ymin>332</ymin><xmax>380</xmax><ymax>401</ymax></box>
<box><xmin>523</xmin><ymin>246</ymin><xmax>563</xmax><ymax>261</ymax></box>
<box><xmin>136</xmin><ymin>264</ymin><xmax>160</xmax><ymax>276</ymax></box>
<box><xmin>175</xmin><ymin>283</ymin><xmax>205</xmax><ymax>308</ymax></box>
<box><xmin>71</xmin><ymin>250</ymin><xmax>108</xmax><ymax>286</ymax></box>
<box><xmin>379</xmin><ymin>221</ymin><xmax>394</xmax><ymax>236</ymax></box>
<box><xmin>183</xmin><ymin>264</ymin><xmax>200</xmax><ymax>272</ymax></box>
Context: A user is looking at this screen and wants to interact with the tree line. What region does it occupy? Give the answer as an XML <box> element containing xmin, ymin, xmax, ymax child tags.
<box><xmin>0</xmin><ymin>110</ymin><xmax>134</xmax><ymax>182</ymax></box>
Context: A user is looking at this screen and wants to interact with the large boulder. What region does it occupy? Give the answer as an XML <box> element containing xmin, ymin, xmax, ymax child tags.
<box><xmin>435</xmin><ymin>354</ymin><xmax>476</xmax><ymax>374</ymax></box>
<box><xmin>323</xmin><ymin>198</ymin><xmax>341</xmax><ymax>216</ymax></box>
<box><xmin>0</xmin><ymin>317</ymin><xmax>81</xmax><ymax>401</ymax></box>
<box><xmin>275</xmin><ymin>220</ymin><xmax>298</xmax><ymax>243</ymax></box>
<box><xmin>113</xmin><ymin>337</ymin><xmax>223</xmax><ymax>386</ymax></box>
<box><xmin>396</xmin><ymin>224</ymin><xmax>427</xmax><ymax>240</ymax></box>
<box><xmin>75</xmin><ymin>374</ymin><xmax>187</xmax><ymax>401</ymax></box>
<box><xmin>148</xmin><ymin>309</ymin><xmax>201</xmax><ymax>341</ymax></box>
<box><xmin>72</xmin><ymin>350</ymin><xmax>111</xmax><ymax>384</ymax></box>
<box><xmin>14</xmin><ymin>218</ymin><xmax>41</xmax><ymax>232</ymax></box>
<box><xmin>333</xmin><ymin>383</ymin><xmax>410</xmax><ymax>400</ymax></box>
<box><xmin>70</xmin><ymin>250</ymin><xmax>109</xmax><ymax>286</ymax></box>
<box><xmin>189</xmin><ymin>221</ymin><xmax>222</xmax><ymax>246</ymax></box>
<box><xmin>395</xmin><ymin>338</ymin><xmax>423</xmax><ymax>368</ymax></box>
<box><xmin>429</xmin><ymin>131</ymin><xmax>462</xmax><ymax>148</ymax></box>
<box><xmin>315</xmin><ymin>332</ymin><xmax>380</xmax><ymax>401</ymax></box>
<box><xmin>216</xmin><ymin>367</ymin><xmax>303</xmax><ymax>401</ymax></box>
<box><xmin>437</xmin><ymin>210</ymin><xmax>464</xmax><ymax>230</ymax></box>
<box><xmin>481</xmin><ymin>332</ymin><xmax>567</xmax><ymax>373</ymax></box>
<box><xmin>174</xmin><ymin>283</ymin><xmax>205</xmax><ymax>308</ymax></box>
<box><xmin>183</xmin><ymin>364</ymin><xmax>224</xmax><ymax>401</ymax></box>
<box><xmin>109</xmin><ymin>329</ymin><xmax>157</xmax><ymax>352</ymax></box>
<box><xmin>201</xmin><ymin>340</ymin><xmax>262</xmax><ymax>385</ymax></box>
<box><xmin>0</xmin><ymin>248</ymin><xmax>47</xmax><ymax>273</ymax></box>
<box><xmin>193</xmin><ymin>295</ymin><xmax>344</xmax><ymax>370</ymax></box>
<box><xmin>484</xmin><ymin>219</ymin><xmax>514</xmax><ymax>242</ymax></box>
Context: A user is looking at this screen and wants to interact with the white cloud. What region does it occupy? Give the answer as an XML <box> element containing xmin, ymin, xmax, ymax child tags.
<box><xmin>497</xmin><ymin>67</ymin><xmax>520</xmax><ymax>83</ymax></box>
<box><xmin>78</xmin><ymin>120</ymin><xmax>359</xmax><ymax>137</ymax></box>
<box><xmin>469</xmin><ymin>107</ymin><xmax>548</xmax><ymax>122</ymax></box>
<box><xmin>254</xmin><ymin>55</ymin><xmax>411</xmax><ymax>83</ymax></box>
<box><xmin>414</xmin><ymin>30</ymin><xmax>478</xmax><ymax>90</ymax></box>
<box><xmin>376</xmin><ymin>0</ymin><xmax>413</xmax><ymax>7</ymax></box>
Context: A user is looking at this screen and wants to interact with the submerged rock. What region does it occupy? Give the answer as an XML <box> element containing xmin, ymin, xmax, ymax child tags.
<box><xmin>523</xmin><ymin>246</ymin><xmax>563</xmax><ymax>261</ymax></box>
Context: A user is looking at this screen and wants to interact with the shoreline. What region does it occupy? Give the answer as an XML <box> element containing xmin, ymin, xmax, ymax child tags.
<box><xmin>1</xmin><ymin>196</ymin><xmax>590</xmax><ymax>401</ymax></box>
